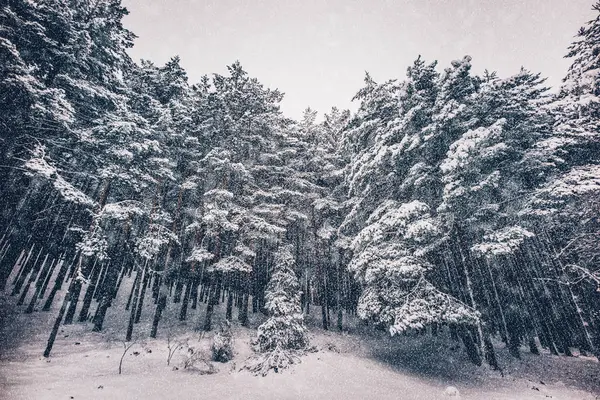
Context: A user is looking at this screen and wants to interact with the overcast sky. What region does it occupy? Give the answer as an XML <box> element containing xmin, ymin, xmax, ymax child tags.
<box><xmin>122</xmin><ymin>0</ymin><xmax>594</xmax><ymax>120</ymax></box>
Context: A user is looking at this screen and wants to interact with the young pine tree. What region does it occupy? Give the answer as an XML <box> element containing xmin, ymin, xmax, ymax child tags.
<box><xmin>246</xmin><ymin>245</ymin><xmax>309</xmax><ymax>375</ymax></box>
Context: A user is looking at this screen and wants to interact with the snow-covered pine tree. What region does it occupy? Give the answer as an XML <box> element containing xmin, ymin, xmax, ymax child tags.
<box><xmin>246</xmin><ymin>245</ymin><xmax>309</xmax><ymax>376</ymax></box>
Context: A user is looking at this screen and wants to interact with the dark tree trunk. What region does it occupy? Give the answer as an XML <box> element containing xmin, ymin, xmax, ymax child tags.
<box><xmin>321</xmin><ymin>279</ymin><xmax>329</xmax><ymax>330</ymax></box>
<box><xmin>190</xmin><ymin>278</ymin><xmax>199</xmax><ymax>310</ymax></box>
<box><xmin>44</xmin><ymin>285</ymin><xmax>72</xmax><ymax>357</ymax></box>
<box><xmin>24</xmin><ymin>259</ymin><xmax>54</xmax><ymax>313</ymax></box>
<box><xmin>77</xmin><ymin>263</ymin><xmax>103</xmax><ymax>322</ymax></box>
<box><xmin>483</xmin><ymin>335</ymin><xmax>501</xmax><ymax>371</ymax></box>
<box><xmin>150</xmin><ymin>294</ymin><xmax>167</xmax><ymax>338</ymax></box>
<box><xmin>62</xmin><ymin>279</ymin><xmax>82</xmax><ymax>325</ymax></box>
<box><xmin>125</xmin><ymin>269</ymin><xmax>140</xmax><ymax>311</ymax></box>
<box><xmin>179</xmin><ymin>281</ymin><xmax>191</xmax><ymax>321</ymax></box>
<box><xmin>17</xmin><ymin>279</ymin><xmax>32</xmax><ymax>306</ymax></box>
<box><xmin>12</xmin><ymin>245</ymin><xmax>37</xmax><ymax>296</ymax></box>
<box><xmin>114</xmin><ymin>266</ymin><xmax>127</xmax><ymax>299</ymax></box>
<box><xmin>9</xmin><ymin>249</ymin><xmax>27</xmax><ymax>289</ymax></box>
<box><xmin>529</xmin><ymin>337</ymin><xmax>540</xmax><ymax>355</ymax></box>
<box><xmin>226</xmin><ymin>289</ymin><xmax>233</xmax><ymax>321</ymax></box>
<box><xmin>240</xmin><ymin>292</ymin><xmax>249</xmax><ymax>327</ymax></box>
<box><xmin>38</xmin><ymin>256</ymin><xmax>59</xmax><ymax>299</ymax></box>
<box><xmin>42</xmin><ymin>258</ymin><xmax>70</xmax><ymax>311</ymax></box>
<box><xmin>203</xmin><ymin>273</ymin><xmax>221</xmax><ymax>331</ymax></box>
<box><xmin>336</xmin><ymin>260</ymin><xmax>343</xmax><ymax>331</ymax></box>
<box><xmin>508</xmin><ymin>331</ymin><xmax>521</xmax><ymax>359</ymax></box>
<box><xmin>64</xmin><ymin>255</ymin><xmax>96</xmax><ymax>325</ymax></box>
<box><xmin>92</xmin><ymin>295</ymin><xmax>112</xmax><ymax>332</ymax></box>
<box><xmin>126</xmin><ymin>268</ymin><xmax>143</xmax><ymax>341</ymax></box>
<box><xmin>304</xmin><ymin>268</ymin><xmax>310</xmax><ymax>315</ymax></box>
<box><xmin>460</xmin><ymin>325</ymin><xmax>482</xmax><ymax>366</ymax></box>
<box><xmin>152</xmin><ymin>274</ymin><xmax>161</xmax><ymax>302</ymax></box>
<box><xmin>173</xmin><ymin>278</ymin><xmax>184</xmax><ymax>303</ymax></box>
<box><xmin>18</xmin><ymin>250</ymin><xmax>47</xmax><ymax>305</ymax></box>
<box><xmin>93</xmin><ymin>262</ymin><xmax>109</xmax><ymax>301</ymax></box>
<box><xmin>134</xmin><ymin>269</ymin><xmax>150</xmax><ymax>323</ymax></box>
<box><xmin>0</xmin><ymin>246</ymin><xmax>19</xmax><ymax>290</ymax></box>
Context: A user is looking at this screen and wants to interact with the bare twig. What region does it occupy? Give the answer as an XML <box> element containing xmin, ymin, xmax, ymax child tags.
<box><xmin>119</xmin><ymin>340</ymin><xmax>139</xmax><ymax>375</ymax></box>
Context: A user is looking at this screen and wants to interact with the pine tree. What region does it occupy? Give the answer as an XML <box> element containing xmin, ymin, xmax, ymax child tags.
<box><xmin>245</xmin><ymin>245</ymin><xmax>309</xmax><ymax>375</ymax></box>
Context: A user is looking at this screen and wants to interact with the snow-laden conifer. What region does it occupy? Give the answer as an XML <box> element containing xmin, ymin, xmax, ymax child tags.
<box><xmin>245</xmin><ymin>245</ymin><xmax>309</xmax><ymax>375</ymax></box>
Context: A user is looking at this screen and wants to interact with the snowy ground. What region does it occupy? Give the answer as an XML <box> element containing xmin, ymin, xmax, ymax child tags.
<box><xmin>1</xmin><ymin>291</ymin><xmax>599</xmax><ymax>400</ymax></box>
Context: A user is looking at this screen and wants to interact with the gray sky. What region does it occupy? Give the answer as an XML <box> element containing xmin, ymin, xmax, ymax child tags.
<box><xmin>122</xmin><ymin>0</ymin><xmax>594</xmax><ymax>120</ymax></box>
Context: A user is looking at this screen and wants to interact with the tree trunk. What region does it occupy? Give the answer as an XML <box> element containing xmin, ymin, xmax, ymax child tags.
<box><xmin>483</xmin><ymin>335</ymin><xmax>501</xmax><ymax>371</ymax></box>
<box><xmin>42</xmin><ymin>257</ymin><xmax>70</xmax><ymax>311</ymax></box>
<box><xmin>528</xmin><ymin>336</ymin><xmax>540</xmax><ymax>355</ymax></box>
<box><xmin>18</xmin><ymin>249</ymin><xmax>47</xmax><ymax>305</ymax></box>
<box><xmin>125</xmin><ymin>269</ymin><xmax>140</xmax><ymax>311</ymax></box>
<box><xmin>77</xmin><ymin>262</ymin><xmax>103</xmax><ymax>322</ymax></box>
<box><xmin>226</xmin><ymin>288</ymin><xmax>233</xmax><ymax>321</ymax></box>
<box><xmin>39</xmin><ymin>256</ymin><xmax>60</xmax><ymax>299</ymax></box>
<box><xmin>190</xmin><ymin>278</ymin><xmax>199</xmax><ymax>310</ymax></box>
<box><xmin>134</xmin><ymin>268</ymin><xmax>150</xmax><ymax>323</ymax></box>
<box><xmin>92</xmin><ymin>295</ymin><xmax>112</xmax><ymax>332</ymax></box>
<box><xmin>6</xmin><ymin>249</ymin><xmax>25</xmax><ymax>290</ymax></box>
<box><xmin>64</xmin><ymin>256</ymin><xmax>96</xmax><ymax>325</ymax></box>
<box><xmin>179</xmin><ymin>280</ymin><xmax>191</xmax><ymax>321</ymax></box>
<box><xmin>203</xmin><ymin>273</ymin><xmax>221</xmax><ymax>331</ymax></box>
<box><xmin>240</xmin><ymin>292</ymin><xmax>249</xmax><ymax>327</ymax></box>
<box><xmin>460</xmin><ymin>325</ymin><xmax>482</xmax><ymax>366</ymax></box>
<box><xmin>150</xmin><ymin>295</ymin><xmax>167</xmax><ymax>338</ymax></box>
<box><xmin>12</xmin><ymin>244</ymin><xmax>36</xmax><ymax>296</ymax></box>
<box><xmin>62</xmin><ymin>279</ymin><xmax>82</xmax><ymax>325</ymax></box>
<box><xmin>43</xmin><ymin>285</ymin><xmax>72</xmax><ymax>357</ymax></box>
<box><xmin>24</xmin><ymin>254</ymin><xmax>54</xmax><ymax>313</ymax></box>
<box><xmin>126</xmin><ymin>268</ymin><xmax>143</xmax><ymax>341</ymax></box>
<box><xmin>336</xmin><ymin>255</ymin><xmax>343</xmax><ymax>331</ymax></box>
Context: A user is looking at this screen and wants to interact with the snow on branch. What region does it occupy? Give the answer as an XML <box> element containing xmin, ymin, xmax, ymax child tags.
<box><xmin>24</xmin><ymin>145</ymin><xmax>95</xmax><ymax>207</ymax></box>
<box><xmin>135</xmin><ymin>224</ymin><xmax>180</xmax><ymax>260</ymax></box>
<box><xmin>208</xmin><ymin>256</ymin><xmax>252</xmax><ymax>273</ymax></box>
<box><xmin>471</xmin><ymin>226</ymin><xmax>535</xmax><ymax>257</ymax></box>
<box><xmin>185</xmin><ymin>247</ymin><xmax>214</xmax><ymax>263</ymax></box>
<box><xmin>390</xmin><ymin>281</ymin><xmax>479</xmax><ymax>335</ymax></box>
<box><xmin>100</xmin><ymin>201</ymin><xmax>147</xmax><ymax>221</ymax></box>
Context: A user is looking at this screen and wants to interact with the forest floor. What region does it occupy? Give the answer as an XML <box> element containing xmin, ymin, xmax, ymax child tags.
<box><xmin>0</xmin><ymin>291</ymin><xmax>599</xmax><ymax>400</ymax></box>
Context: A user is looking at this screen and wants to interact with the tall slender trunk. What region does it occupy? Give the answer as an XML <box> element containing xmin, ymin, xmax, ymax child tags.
<box><xmin>336</xmin><ymin>249</ymin><xmax>343</xmax><ymax>331</ymax></box>
<box><xmin>125</xmin><ymin>268</ymin><xmax>140</xmax><ymax>311</ymax></box>
<box><xmin>19</xmin><ymin>252</ymin><xmax>48</xmax><ymax>306</ymax></box>
<box><xmin>190</xmin><ymin>277</ymin><xmax>200</xmax><ymax>310</ymax></box>
<box><xmin>92</xmin><ymin>259</ymin><xmax>121</xmax><ymax>332</ymax></box>
<box><xmin>150</xmin><ymin>294</ymin><xmax>167</xmax><ymax>338</ymax></box>
<box><xmin>134</xmin><ymin>267</ymin><xmax>150</xmax><ymax>323</ymax></box>
<box><xmin>43</xmin><ymin>256</ymin><xmax>72</xmax><ymax>311</ymax></box>
<box><xmin>39</xmin><ymin>255</ymin><xmax>60</xmax><ymax>299</ymax></box>
<box><xmin>454</xmin><ymin>228</ymin><xmax>484</xmax><ymax>359</ymax></box>
<box><xmin>203</xmin><ymin>272</ymin><xmax>221</xmax><ymax>331</ymax></box>
<box><xmin>12</xmin><ymin>244</ymin><xmax>37</xmax><ymax>296</ymax></box>
<box><xmin>179</xmin><ymin>280</ymin><xmax>192</xmax><ymax>321</ymax></box>
<box><xmin>25</xmin><ymin>256</ymin><xmax>55</xmax><ymax>314</ymax></box>
<box><xmin>43</xmin><ymin>277</ymin><xmax>77</xmax><ymax>358</ymax></box>
<box><xmin>77</xmin><ymin>262</ymin><xmax>104</xmax><ymax>322</ymax></box>
<box><xmin>4</xmin><ymin>248</ymin><xmax>25</xmax><ymax>290</ymax></box>
<box><xmin>225</xmin><ymin>285</ymin><xmax>233</xmax><ymax>321</ymax></box>
<box><xmin>459</xmin><ymin>325</ymin><xmax>483</xmax><ymax>366</ymax></box>
<box><xmin>126</xmin><ymin>265</ymin><xmax>144</xmax><ymax>341</ymax></box>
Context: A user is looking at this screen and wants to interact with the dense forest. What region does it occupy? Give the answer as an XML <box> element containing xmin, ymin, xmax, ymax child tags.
<box><xmin>1</xmin><ymin>0</ymin><xmax>599</xmax><ymax>376</ymax></box>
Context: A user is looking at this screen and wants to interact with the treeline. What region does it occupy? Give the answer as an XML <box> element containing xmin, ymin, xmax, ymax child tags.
<box><xmin>0</xmin><ymin>0</ymin><xmax>599</xmax><ymax>368</ymax></box>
